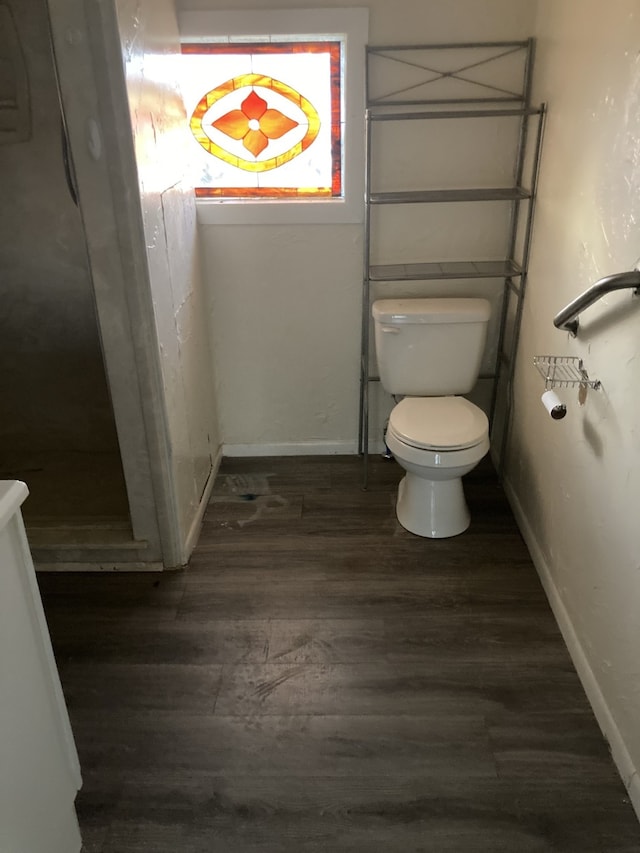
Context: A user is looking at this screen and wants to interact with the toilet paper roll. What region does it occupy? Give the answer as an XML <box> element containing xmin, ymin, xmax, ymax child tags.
<box><xmin>541</xmin><ymin>389</ymin><xmax>567</xmax><ymax>420</ymax></box>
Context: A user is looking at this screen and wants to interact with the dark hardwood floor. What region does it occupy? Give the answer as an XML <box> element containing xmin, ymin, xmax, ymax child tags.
<box><xmin>37</xmin><ymin>455</ymin><xmax>640</xmax><ymax>852</ymax></box>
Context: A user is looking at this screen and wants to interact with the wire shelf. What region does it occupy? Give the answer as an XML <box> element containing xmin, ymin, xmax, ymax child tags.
<box><xmin>534</xmin><ymin>355</ymin><xmax>601</xmax><ymax>389</ymax></box>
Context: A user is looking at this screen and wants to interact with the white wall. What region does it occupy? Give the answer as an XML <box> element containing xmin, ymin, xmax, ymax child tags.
<box><xmin>176</xmin><ymin>0</ymin><xmax>538</xmax><ymax>454</ymax></box>
<box><xmin>506</xmin><ymin>0</ymin><xmax>640</xmax><ymax>815</ymax></box>
<box><xmin>114</xmin><ymin>0</ymin><xmax>221</xmax><ymax>556</ymax></box>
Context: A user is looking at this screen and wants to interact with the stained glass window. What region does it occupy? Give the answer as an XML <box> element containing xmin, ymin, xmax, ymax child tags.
<box><xmin>179</xmin><ymin>41</ymin><xmax>343</xmax><ymax>200</ymax></box>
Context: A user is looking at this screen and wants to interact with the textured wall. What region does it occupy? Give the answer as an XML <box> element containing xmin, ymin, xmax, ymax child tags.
<box><xmin>175</xmin><ymin>0</ymin><xmax>538</xmax><ymax>453</ymax></box>
<box><xmin>506</xmin><ymin>0</ymin><xmax>640</xmax><ymax>812</ymax></box>
<box><xmin>0</xmin><ymin>0</ymin><xmax>119</xmax><ymax>455</ymax></box>
<box><xmin>114</xmin><ymin>0</ymin><xmax>220</xmax><ymax>548</ymax></box>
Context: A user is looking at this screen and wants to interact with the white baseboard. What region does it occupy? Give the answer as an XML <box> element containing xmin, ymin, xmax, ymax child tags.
<box><xmin>35</xmin><ymin>561</ymin><xmax>164</xmax><ymax>572</ymax></box>
<box><xmin>222</xmin><ymin>441</ymin><xmax>359</xmax><ymax>457</ymax></box>
<box><xmin>503</xmin><ymin>475</ymin><xmax>640</xmax><ymax>821</ymax></box>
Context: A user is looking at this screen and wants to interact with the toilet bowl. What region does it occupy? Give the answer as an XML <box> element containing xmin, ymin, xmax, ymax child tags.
<box><xmin>385</xmin><ymin>396</ymin><xmax>489</xmax><ymax>538</ymax></box>
<box><xmin>372</xmin><ymin>297</ymin><xmax>491</xmax><ymax>538</ymax></box>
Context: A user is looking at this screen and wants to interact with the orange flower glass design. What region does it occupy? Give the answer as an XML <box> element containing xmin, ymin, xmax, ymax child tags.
<box><xmin>213</xmin><ymin>90</ymin><xmax>298</xmax><ymax>158</ymax></box>
<box><xmin>189</xmin><ymin>74</ymin><xmax>321</xmax><ymax>174</ymax></box>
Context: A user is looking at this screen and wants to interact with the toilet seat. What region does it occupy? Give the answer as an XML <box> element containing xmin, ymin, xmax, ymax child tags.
<box><xmin>388</xmin><ymin>396</ymin><xmax>488</xmax><ymax>451</ymax></box>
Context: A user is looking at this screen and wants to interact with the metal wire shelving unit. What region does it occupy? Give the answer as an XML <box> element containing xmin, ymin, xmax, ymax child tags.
<box><xmin>358</xmin><ymin>40</ymin><xmax>546</xmax><ymax>486</ymax></box>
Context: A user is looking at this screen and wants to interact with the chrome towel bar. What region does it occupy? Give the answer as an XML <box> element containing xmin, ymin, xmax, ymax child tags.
<box><xmin>554</xmin><ymin>267</ymin><xmax>640</xmax><ymax>335</ymax></box>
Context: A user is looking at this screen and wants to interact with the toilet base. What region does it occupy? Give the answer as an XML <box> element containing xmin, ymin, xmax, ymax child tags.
<box><xmin>396</xmin><ymin>472</ymin><xmax>470</xmax><ymax>538</ymax></box>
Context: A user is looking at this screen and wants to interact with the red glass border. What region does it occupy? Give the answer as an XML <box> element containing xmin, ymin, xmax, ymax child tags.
<box><xmin>181</xmin><ymin>41</ymin><xmax>342</xmax><ymax>199</ymax></box>
<box><xmin>195</xmin><ymin>186</ymin><xmax>333</xmax><ymax>198</ymax></box>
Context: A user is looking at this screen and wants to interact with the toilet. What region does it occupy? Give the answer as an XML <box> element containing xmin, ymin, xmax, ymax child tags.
<box><xmin>372</xmin><ymin>297</ymin><xmax>491</xmax><ymax>538</ymax></box>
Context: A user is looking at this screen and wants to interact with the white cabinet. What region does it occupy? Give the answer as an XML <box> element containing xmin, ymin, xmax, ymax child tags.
<box><xmin>0</xmin><ymin>481</ymin><xmax>82</xmax><ymax>853</ymax></box>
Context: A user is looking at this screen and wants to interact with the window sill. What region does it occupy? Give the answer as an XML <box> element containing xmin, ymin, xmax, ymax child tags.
<box><xmin>195</xmin><ymin>196</ymin><xmax>364</xmax><ymax>226</ymax></box>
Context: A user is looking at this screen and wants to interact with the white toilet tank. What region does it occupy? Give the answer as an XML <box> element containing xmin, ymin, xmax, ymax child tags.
<box><xmin>372</xmin><ymin>297</ymin><xmax>491</xmax><ymax>396</ymax></box>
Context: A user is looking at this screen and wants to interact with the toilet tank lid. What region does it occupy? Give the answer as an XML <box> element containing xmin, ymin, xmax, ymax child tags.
<box><xmin>372</xmin><ymin>298</ymin><xmax>491</xmax><ymax>324</ymax></box>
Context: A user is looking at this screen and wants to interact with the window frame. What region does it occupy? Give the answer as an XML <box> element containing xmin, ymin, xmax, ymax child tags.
<box><xmin>177</xmin><ymin>8</ymin><xmax>368</xmax><ymax>226</ymax></box>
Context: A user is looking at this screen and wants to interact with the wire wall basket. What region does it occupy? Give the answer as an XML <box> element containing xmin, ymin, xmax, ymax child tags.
<box><xmin>533</xmin><ymin>355</ymin><xmax>601</xmax><ymax>390</ymax></box>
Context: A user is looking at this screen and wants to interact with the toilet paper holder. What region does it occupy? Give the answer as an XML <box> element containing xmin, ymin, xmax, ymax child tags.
<box><xmin>534</xmin><ymin>356</ymin><xmax>601</xmax><ymax>416</ymax></box>
<box><xmin>533</xmin><ymin>355</ymin><xmax>601</xmax><ymax>391</ymax></box>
